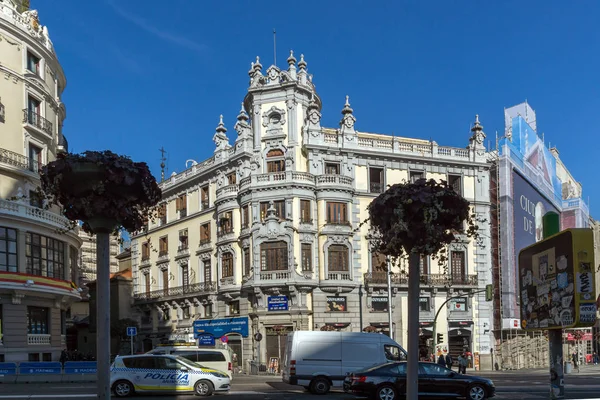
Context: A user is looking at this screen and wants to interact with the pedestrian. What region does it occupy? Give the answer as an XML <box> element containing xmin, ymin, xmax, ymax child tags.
<box><xmin>437</xmin><ymin>354</ymin><xmax>446</xmax><ymax>367</ymax></box>
<box><xmin>458</xmin><ymin>353</ymin><xmax>468</xmax><ymax>374</ymax></box>
<box><xmin>59</xmin><ymin>349</ymin><xmax>68</xmax><ymax>368</ymax></box>
<box><xmin>572</xmin><ymin>351</ymin><xmax>580</xmax><ymax>373</ymax></box>
<box><xmin>593</xmin><ymin>352</ymin><xmax>598</xmax><ymax>365</ymax></box>
<box><xmin>445</xmin><ymin>353</ymin><xmax>453</xmax><ymax>371</ymax></box>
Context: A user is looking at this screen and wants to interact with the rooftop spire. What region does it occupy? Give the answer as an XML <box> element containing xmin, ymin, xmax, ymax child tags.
<box><xmin>253</xmin><ymin>56</ymin><xmax>263</xmax><ymax>72</ymax></box>
<box><xmin>287</xmin><ymin>50</ymin><xmax>296</xmax><ymax>66</ymax></box>
<box><xmin>342</xmin><ymin>95</ymin><xmax>353</xmax><ymax>115</ymax></box>
<box><xmin>471</xmin><ymin>114</ymin><xmax>483</xmax><ymax>134</ymax></box>
<box><xmin>298</xmin><ymin>54</ymin><xmax>307</xmax><ymax>70</ymax></box>
<box><xmin>216</xmin><ymin>114</ymin><xmax>227</xmax><ymax>134</ymax></box>
<box><xmin>237</xmin><ymin>102</ymin><xmax>249</xmax><ymax>122</ymax></box>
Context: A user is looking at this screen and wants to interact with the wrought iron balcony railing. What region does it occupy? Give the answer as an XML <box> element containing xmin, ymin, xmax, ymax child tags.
<box><xmin>0</xmin><ymin>147</ymin><xmax>40</xmax><ymax>172</ymax></box>
<box><xmin>23</xmin><ymin>109</ymin><xmax>53</xmax><ymax>135</ymax></box>
<box><xmin>364</xmin><ymin>272</ymin><xmax>478</xmax><ymax>287</ymax></box>
<box><xmin>134</xmin><ymin>281</ymin><xmax>217</xmax><ymax>302</ymax></box>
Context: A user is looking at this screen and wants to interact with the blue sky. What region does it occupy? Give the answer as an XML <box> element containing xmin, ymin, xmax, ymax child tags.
<box><xmin>34</xmin><ymin>0</ymin><xmax>598</xmax><ymax>218</ymax></box>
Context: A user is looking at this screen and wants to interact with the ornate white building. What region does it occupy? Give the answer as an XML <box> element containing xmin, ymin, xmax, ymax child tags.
<box><xmin>0</xmin><ymin>0</ymin><xmax>81</xmax><ymax>362</ymax></box>
<box><xmin>131</xmin><ymin>52</ymin><xmax>494</xmax><ymax>371</ymax></box>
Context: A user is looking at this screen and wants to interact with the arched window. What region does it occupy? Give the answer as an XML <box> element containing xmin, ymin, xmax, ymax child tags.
<box><xmin>260</xmin><ymin>241</ymin><xmax>288</xmax><ymax>271</ymax></box>
<box><xmin>328</xmin><ymin>245</ymin><xmax>349</xmax><ymax>272</ymax></box>
<box><xmin>266</xmin><ymin>149</ymin><xmax>285</xmax><ymax>172</ymax></box>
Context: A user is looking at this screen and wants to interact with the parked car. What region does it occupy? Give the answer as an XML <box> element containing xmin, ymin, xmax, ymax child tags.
<box><xmin>110</xmin><ymin>354</ymin><xmax>230</xmax><ymax>397</ymax></box>
<box><xmin>147</xmin><ymin>344</ymin><xmax>233</xmax><ymax>379</ymax></box>
<box><xmin>281</xmin><ymin>331</ymin><xmax>407</xmax><ymax>394</ymax></box>
<box><xmin>343</xmin><ymin>361</ymin><xmax>495</xmax><ymax>400</ymax></box>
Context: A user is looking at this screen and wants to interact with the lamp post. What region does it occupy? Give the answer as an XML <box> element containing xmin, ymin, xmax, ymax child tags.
<box><xmin>387</xmin><ymin>258</ymin><xmax>394</xmax><ymax>339</ymax></box>
<box><xmin>358</xmin><ymin>284</ymin><xmax>364</xmax><ymax>332</ymax></box>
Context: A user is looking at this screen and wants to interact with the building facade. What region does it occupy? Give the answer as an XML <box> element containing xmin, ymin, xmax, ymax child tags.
<box><xmin>131</xmin><ymin>53</ymin><xmax>493</xmax><ymax>371</ymax></box>
<box><xmin>77</xmin><ymin>230</ymin><xmax>120</xmax><ymax>283</ymax></box>
<box><xmin>0</xmin><ymin>0</ymin><xmax>82</xmax><ymax>362</ymax></box>
<box><xmin>491</xmin><ymin>102</ymin><xmax>591</xmax><ymax>369</ymax></box>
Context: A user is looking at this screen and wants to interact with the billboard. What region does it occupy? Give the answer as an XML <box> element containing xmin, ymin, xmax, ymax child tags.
<box><xmin>519</xmin><ymin>229</ymin><xmax>596</xmax><ymax>330</ymax></box>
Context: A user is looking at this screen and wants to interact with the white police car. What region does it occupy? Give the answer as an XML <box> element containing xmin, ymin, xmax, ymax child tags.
<box><xmin>110</xmin><ymin>354</ymin><xmax>231</xmax><ymax>397</ymax></box>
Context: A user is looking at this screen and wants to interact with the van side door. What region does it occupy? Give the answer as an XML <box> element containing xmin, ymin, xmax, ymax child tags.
<box><xmin>341</xmin><ymin>340</ymin><xmax>380</xmax><ymax>376</ymax></box>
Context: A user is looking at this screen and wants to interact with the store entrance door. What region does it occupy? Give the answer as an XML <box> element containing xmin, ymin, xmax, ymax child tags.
<box><xmin>265</xmin><ymin>325</ymin><xmax>292</xmax><ymax>374</ymax></box>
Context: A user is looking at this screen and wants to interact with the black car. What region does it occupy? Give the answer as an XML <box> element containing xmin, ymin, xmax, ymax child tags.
<box><xmin>343</xmin><ymin>361</ymin><xmax>495</xmax><ymax>400</ymax></box>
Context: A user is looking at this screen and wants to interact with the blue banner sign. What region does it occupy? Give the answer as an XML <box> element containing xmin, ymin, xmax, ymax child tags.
<box><xmin>0</xmin><ymin>362</ymin><xmax>17</xmax><ymax>375</ymax></box>
<box><xmin>19</xmin><ymin>362</ymin><xmax>62</xmax><ymax>374</ymax></box>
<box><xmin>64</xmin><ymin>361</ymin><xmax>97</xmax><ymax>374</ymax></box>
<box><xmin>193</xmin><ymin>316</ymin><xmax>249</xmax><ymax>338</ymax></box>
<box><xmin>268</xmin><ymin>296</ymin><xmax>289</xmax><ymax>311</ymax></box>
<box><xmin>197</xmin><ymin>334</ymin><xmax>215</xmax><ymax>346</ymax></box>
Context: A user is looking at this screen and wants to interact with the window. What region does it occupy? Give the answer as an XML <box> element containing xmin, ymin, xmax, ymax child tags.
<box><xmin>301</xmin><ymin>244</ymin><xmax>312</xmax><ymax>272</ymax></box>
<box><xmin>27</xmin><ymin>306</ymin><xmax>49</xmax><ymax>334</ymax></box>
<box><xmin>28</xmin><ymin>144</ymin><xmax>42</xmax><ymax>172</ymax></box>
<box><xmin>328</xmin><ymin>245</ymin><xmax>349</xmax><ymax>271</ymax></box>
<box><xmin>384</xmin><ymin>345</ymin><xmax>405</xmax><ymax>361</ymax></box>
<box><xmin>450</xmin><ymin>251</ymin><xmax>466</xmax><ymax>281</ymax></box>
<box><xmin>144</xmin><ymin>273</ymin><xmax>150</xmax><ymax>295</ymax></box>
<box><xmin>182</xmin><ymin>306</ymin><xmax>190</xmax><ymax>319</ymax></box>
<box><xmin>0</xmin><ymin>227</ymin><xmax>18</xmax><ymax>272</ymax></box>
<box><xmin>229</xmin><ymin>301</ymin><xmax>240</xmax><ymax>316</ymax></box>
<box><xmin>161</xmin><ymin>268</ymin><xmax>169</xmax><ymax>295</ymax></box>
<box><xmin>159</xmin><ymin>236</ymin><xmax>168</xmax><ymax>256</ymax></box>
<box><xmin>221</xmin><ymin>252</ymin><xmax>233</xmax><ymax>278</ymax></box>
<box><xmin>371</xmin><ymin>297</ymin><xmax>388</xmax><ymax>312</ymax></box>
<box><xmin>26</xmin><ymin>96</ymin><xmax>41</xmax><ymax>127</ymax></box>
<box><xmin>369</xmin><ymin>167</ymin><xmax>384</xmax><ymax>193</ymax></box>
<box><xmin>203</xmin><ymin>259</ymin><xmax>211</xmax><ymax>283</ymax></box>
<box><xmin>26</xmin><ymin>51</ymin><xmax>40</xmax><ymax>74</ymax></box>
<box><xmin>421</xmin><ymin>363</ymin><xmax>452</xmax><ymax>376</ymax></box>
<box><xmin>326</xmin><ymin>202</ymin><xmax>348</xmax><ymax>224</ymax></box>
<box><xmin>204</xmin><ymin>304</ymin><xmax>213</xmax><ymax>318</ymax></box>
<box><xmin>266</xmin><ymin>149</ymin><xmax>285</xmax><ymax>172</ymax></box>
<box><xmin>218</xmin><ymin>211</ymin><xmax>233</xmax><ymax>235</ymax></box>
<box><xmin>29</xmin><ymin>190</ymin><xmax>43</xmax><ymax>208</ymax></box>
<box><xmin>410</xmin><ymin>171</ymin><xmax>424</xmax><ymax>183</ymax></box>
<box><xmin>243</xmin><ymin>248</ymin><xmax>251</xmax><ymax>276</ymax></box>
<box><xmin>325</xmin><ymin>163</ymin><xmax>340</xmax><ymax>175</ymax></box>
<box><xmin>227</xmin><ymin>173</ymin><xmax>236</xmax><ymax>185</ymax></box>
<box><xmin>158</xmin><ymin>203</ymin><xmax>167</xmax><ymax>225</ymax></box>
<box><xmin>260</xmin><ymin>241</ymin><xmax>288</xmax><ymax>271</ymax></box>
<box><xmin>201</xmin><ymin>186</ymin><xmax>210</xmax><ymax>210</ymax></box>
<box><xmin>242</xmin><ymin>205</ymin><xmax>249</xmax><ymax>228</ymax></box>
<box><xmin>141</xmin><ymin>242</ymin><xmax>150</xmax><ymax>261</ymax></box>
<box><xmin>300</xmin><ymin>200</ymin><xmax>311</xmax><ymax>223</ymax></box>
<box><xmin>200</xmin><ymin>223</ymin><xmax>211</xmax><ymax>244</ymax></box>
<box><xmin>371</xmin><ymin>252</ymin><xmax>387</xmax><ymax>272</ymax></box>
<box><xmin>176</xmin><ymin>194</ymin><xmax>187</xmax><ymax>218</ymax></box>
<box><xmin>448</xmin><ymin>174</ymin><xmax>462</xmax><ymax>194</ymax></box>
<box><xmin>181</xmin><ymin>264</ymin><xmax>189</xmax><ymax>288</ymax></box>
<box><xmin>260</xmin><ymin>200</ymin><xmax>285</xmax><ymax>221</ymax></box>
<box><xmin>419</xmin><ymin>297</ymin><xmax>430</xmax><ymax>312</ymax></box>
<box><xmin>26</xmin><ymin>233</ymin><xmax>65</xmax><ymax>278</ymax></box>
<box><xmin>178</xmin><ymin>229</ymin><xmax>188</xmax><ymax>251</ymax></box>
<box><xmin>420</xmin><ymin>256</ymin><xmax>429</xmax><ymax>275</ymax></box>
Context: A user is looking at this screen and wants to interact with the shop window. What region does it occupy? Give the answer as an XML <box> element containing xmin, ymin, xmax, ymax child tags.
<box><xmin>371</xmin><ymin>297</ymin><xmax>388</xmax><ymax>312</ymax></box>
<box><xmin>260</xmin><ymin>241</ymin><xmax>288</xmax><ymax>271</ymax></box>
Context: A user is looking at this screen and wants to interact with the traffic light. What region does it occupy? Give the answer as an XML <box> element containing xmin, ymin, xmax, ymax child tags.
<box><xmin>485</xmin><ymin>284</ymin><xmax>493</xmax><ymax>302</ymax></box>
<box><xmin>436</xmin><ymin>333</ymin><xmax>443</xmax><ymax>344</ymax></box>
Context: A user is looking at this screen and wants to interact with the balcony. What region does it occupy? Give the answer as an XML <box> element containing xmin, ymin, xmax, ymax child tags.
<box><xmin>369</xmin><ymin>182</ymin><xmax>384</xmax><ymax>194</ymax></box>
<box><xmin>327</xmin><ymin>272</ymin><xmax>352</xmax><ymax>281</ymax></box>
<box><xmin>133</xmin><ymin>281</ymin><xmax>217</xmax><ymax>303</ymax></box>
<box><xmin>316</xmin><ymin>174</ymin><xmax>354</xmax><ymax>192</ymax></box>
<box><xmin>259</xmin><ymin>270</ymin><xmax>291</xmax><ymax>281</ymax></box>
<box><xmin>239</xmin><ymin>171</ymin><xmax>316</xmax><ymax>191</ymax></box>
<box><xmin>0</xmin><ymin>199</ymin><xmax>72</xmax><ymax>231</ymax></box>
<box><xmin>28</xmin><ymin>334</ymin><xmax>51</xmax><ymax>345</ymax></box>
<box><xmin>364</xmin><ymin>272</ymin><xmax>478</xmax><ymax>288</ymax></box>
<box><xmin>176</xmin><ymin>244</ymin><xmax>189</xmax><ymax>259</ymax></box>
<box><xmin>215</xmin><ymin>184</ymin><xmax>238</xmax><ymax>203</ymax></box>
<box><xmin>0</xmin><ymin>147</ymin><xmax>41</xmax><ymax>174</ymax></box>
<box><xmin>23</xmin><ymin>109</ymin><xmax>53</xmax><ymax>136</ymax></box>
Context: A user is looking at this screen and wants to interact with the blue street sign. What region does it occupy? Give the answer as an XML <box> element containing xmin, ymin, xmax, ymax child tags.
<box><xmin>0</xmin><ymin>362</ymin><xmax>17</xmax><ymax>375</ymax></box>
<box><xmin>197</xmin><ymin>334</ymin><xmax>215</xmax><ymax>346</ymax></box>
<box><xmin>126</xmin><ymin>327</ymin><xmax>137</xmax><ymax>336</ymax></box>
<box><xmin>193</xmin><ymin>316</ymin><xmax>249</xmax><ymax>338</ymax></box>
<box><xmin>268</xmin><ymin>296</ymin><xmax>289</xmax><ymax>311</ymax></box>
<box><xmin>64</xmin><ymin>361</ymin><xmax>97</xmax><ymax>374</ymax></box>
<box><xmin>19</xmin><ymin>362</ymin><xmax>61</xmax><ymax>374</ymax></box>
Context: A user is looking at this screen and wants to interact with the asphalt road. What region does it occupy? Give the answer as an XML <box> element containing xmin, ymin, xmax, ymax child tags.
<box><xmin>2</xmin><ymin>370</ymin><xmax>600</xmax><ymax>399</ymax></box>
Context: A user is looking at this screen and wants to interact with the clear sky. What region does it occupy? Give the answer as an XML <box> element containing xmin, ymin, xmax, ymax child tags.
<box><xmin>34</xmin><ymin>0</ymin><xmax>598</xmax><ymax>218</ymax></box>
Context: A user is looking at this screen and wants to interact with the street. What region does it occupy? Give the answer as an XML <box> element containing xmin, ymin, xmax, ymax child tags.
<box><xmin>2</xmin><ymin>369</ymin><xmax>600</xmax><ymax>400</ymax></box>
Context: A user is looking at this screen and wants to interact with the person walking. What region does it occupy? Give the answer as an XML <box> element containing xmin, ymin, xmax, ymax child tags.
<box><xmin>593</xmin><ymin>351</ymin><xmax>598</xmax><ymax>365</ymax></box>
<box><xmin>59</xmin><ymin>349</ymin><xmax>68</xmax><ymax>369</ymax></box>
<box><xmin>458</xmin><ymin>353</ymin><xmax>469</xmax><ymax>374</ymax></box>
<box><xmin>572</xmin><ymin>351</ymin><xmax>580</xmax><ymax>373</ymax></box>
<box><xmin>445</xmin><ymin>353</ymin><xmax>453</xmax><ymax>371</ymax></box>
<box><xmin>437</xmin><ymin>354</ymin><xmax>446</xmax><ymax>367</ymax></box>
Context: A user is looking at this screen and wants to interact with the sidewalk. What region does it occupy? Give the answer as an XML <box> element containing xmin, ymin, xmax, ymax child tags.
<box><xmin>473</xmin><ymin>365</ymin><xmax>600</xmax><ymax>376</ymax></box>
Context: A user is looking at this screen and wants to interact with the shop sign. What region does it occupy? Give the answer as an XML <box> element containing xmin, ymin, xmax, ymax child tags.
<box><xmin>326</xmin><ymin>297</ymin><xmax>347</xmax><ymax>312</ymax></box>
<box><xmin>268</xmin><ymin>296</ymin><xmax>289</xmax><ymax>311</ymax></box>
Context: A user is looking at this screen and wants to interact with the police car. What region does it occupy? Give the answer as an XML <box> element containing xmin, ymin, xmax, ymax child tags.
<box><xmin>110</xmin><ymin>354</ymin><xmax>231</xmax><ymax>397</ymax></box>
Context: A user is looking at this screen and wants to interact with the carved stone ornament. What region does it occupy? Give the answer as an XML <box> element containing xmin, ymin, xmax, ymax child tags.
<box><xmin>300</xmin><ymin>234</ymin><xmax>315</xmax><ymax>243</ymax></box>
<box><xmin>241</xmin><ymin>238</ymin><xmax>250</xmax><ymax>248</ymax></box>
<box><xmin>329</xmin><ymin>235</ymin><xmax>347</xmax><ymax>244</ymax></box>
<box><xmin>262</xmin><ymin>106</ymin><xmax>286</xmax><ymax>136</ymax></box>
<box><xmin>286</xmin><ymin>98</ymin><xmax>296</xmax><ymax>110</ymax></box>
<box><xmin>266</xmin><ymin>65</ymin><xmax>281</xmax><ymax>85</ymax></box>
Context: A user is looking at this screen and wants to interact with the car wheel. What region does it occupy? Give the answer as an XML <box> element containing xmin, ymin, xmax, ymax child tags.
<box><xmin>112</xmin><ymin>380</ymin><xmax>134</xmax><ymax>398</ymax></box>
<box><xmin>310</xmin><ymin>377</ymin><xmax>331</xmax><ymax>395</ymax></box>
<box><xmin>194</xmin><ymin>380</ymin><xmax>214</xmax><ymax>396</ymax></box>
<box><xmin>376</xmin><ymin>384</ymin><xmax>397</xmax><ymax>400</ymax></box>
<box><xmin>467</xmin><ymin>384</ymin><xmax>487</xmax><ymax>400</ymax></box>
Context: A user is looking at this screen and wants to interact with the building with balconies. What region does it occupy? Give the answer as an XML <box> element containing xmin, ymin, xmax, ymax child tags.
<box><xmin>130</xmin><ymin>52</ymin><xmax>493</xmax><ymax>372</ymax></box>
<box><xmin>78</xmin><ymin>229</ymin><xmax>120</xmax><ymax>283</ymax></box>
<box><xmin>0</xmin><ymin>0</ymin><xmax>81</xmax><ymax>362</ymax></box>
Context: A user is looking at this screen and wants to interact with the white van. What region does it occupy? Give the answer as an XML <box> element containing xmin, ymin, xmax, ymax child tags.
<box><xmin>282</xmin><ymin>331</ymin><xmax>407</xmax><ymax>394</ymax></box>
<box><xmin>147</xmin><ymin>344</ymin><xmax>233</xmax><ymax>379</ymax></box>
